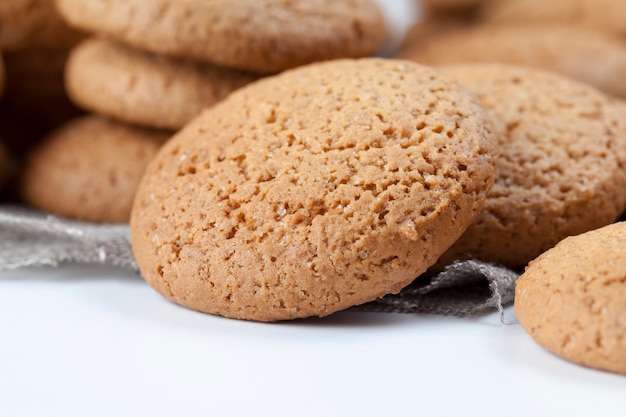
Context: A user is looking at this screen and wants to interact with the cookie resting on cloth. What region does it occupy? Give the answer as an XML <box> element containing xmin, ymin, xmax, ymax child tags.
<box><xmin>436</xmin><ymin>64</ymin><xmax>626</xmax><ymax>269</ymax></box>
<box><xmin>515</xmin><ymin>222</ymin><xmax>626</xmax><ymax>375</ymax></box>
<box><xmin>130</xmin><ymin>58</ymin><xmax>498</xmax><ymax>322</ymax></box>
<box><xmin>21</xmin><ymin>116</ymin><xmax>171</xmax><ymax>223</ymax></box>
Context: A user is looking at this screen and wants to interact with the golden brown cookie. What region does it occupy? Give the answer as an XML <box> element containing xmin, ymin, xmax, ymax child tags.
<box><xmin>515</xmin><ymin>222</ymin><xmax>626</xmax><ymax>375</ymax></box>
<box><xmin>435</xmin><ymin>64</ymin><xmax>626</xmax><ymax>269</ymax></box>
<box><xmin>0</xmin><ymin>0</ymin><xmax>83</xmax><ymax>51</ymax></box>
<box><xmin>130</xmin><ymin>58</ymin><xmax>498</xmax><ymax>322</ymax></box>
<box><xmin>65</xmin><ymin>38</ymin><xmax>259</xmax><ymax>131</ymax></box>
<box><xmin>21</xmin><ymin>116</ymin><xmax>171</xmax><ymax>223</ymax></box>
<box><xmin>482</xmin><ymin>0</ymin><xmax>626</xmax><ymax>36</ymax></box>
<box><xmin>400</xmin><ymin>25</ymin><xmax>626</xmax><ymax>98</ymax></box>
<box><xmin>55</xmin><ymin>0</ymin><xmax>387</xmax><ymax>73</ymax></box>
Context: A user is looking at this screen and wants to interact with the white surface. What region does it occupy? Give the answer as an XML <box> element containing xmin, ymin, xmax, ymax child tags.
<box><xmin>1</xmin><ymin>265</ymin><xmax>626</xmax><ymax>417</ymax></box>
<box><xmin>2</xmin><ymin>1</ymin><xmax>626</xmax><ymax>416</ymax></box>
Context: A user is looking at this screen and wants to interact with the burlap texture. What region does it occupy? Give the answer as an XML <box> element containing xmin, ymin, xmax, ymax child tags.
<box><xmin>0</xmin><ymin>206</ymin><xmax>518</xmax><ymax>318</ymax></box>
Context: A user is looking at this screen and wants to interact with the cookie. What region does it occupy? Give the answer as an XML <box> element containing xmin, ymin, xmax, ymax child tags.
<box><xmin>0</xmin><ymin>0</ymin><xmax>83</xmax><ymax>51</ymax></box>
<box><xmin>21</xmin><ymin>116</ymin><xmax>171</xmax><ymax>223</ymax></box>
<box><xmin>130</xmin><ymin>58</ymin><xmax>498</xmax><ymax>322</ymax></box>
<box><xmin>515</xmin><ymin>222</ymin><xmax>626</xmax><ymax>375</ymax></box>
<box><xmin>400</xmin><ymin>25</ymin><xmax>626</xmax><ymax>98</ymax></box>
<box><xmin>482</xmin><ymin>0</ymin><xmax>626</xmax><ymax>36</ymax></box>
<box><xmin>65</xmin><ymin>38</ymin><xmax>259</xmax><ymax>131</ymax></box>
<box><xmin>435</xmin><ymin>64</ymin><xmax>626</xmax><ymax>269</ymax></box>
<box><xmin>55</xmin><ymin>0</ymin><xmax>387</xmax><ymax>74</ymax></box>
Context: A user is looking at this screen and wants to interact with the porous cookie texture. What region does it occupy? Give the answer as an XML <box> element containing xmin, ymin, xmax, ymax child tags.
<box><xmin>55</xmin><ymin>0</ymin><xmax>386</xmax><ymax>74</ymax></box>
<box><xmin>515</xmin><ymin>222</ymin><xmax>626</xmax><ymax>375</ymax></box>
<box><xmin>0</xmin><ymin>0</ymin><xmax>83</xmax><ymax>51</ymax></box>
<box><xmin>130</xmin><ymin>58</ymin><xmax>498</xmax><ymax>322</ymax></box>
<box><xmin>21</xmin><ymin>116</ymin><xmax>171</xmax><ymax>223</ymax></box>
<box><xmin>436</xmin><ymin>64</ymin><xmax>626</xmax><ymax>269</ymax></box>
<box><xmin>482</xmin><ymin>0</ymin><xmax>626</xmax><ymax>36</ymax></box>
<box><xmin>66</xmin><ymin>38</ymin><xmax>259</xmax><ymax>131</ymax></box>
<box><xmin>400</xmin><ymin>26</ymin><xmax>626</xmax><ymax>98</ymax></box>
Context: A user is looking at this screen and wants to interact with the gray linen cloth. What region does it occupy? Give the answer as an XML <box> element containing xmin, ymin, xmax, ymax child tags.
<box><xmin>0</xmin><ymin>206</ymin><xmax>518</xmax><ymax>318</ymax></box>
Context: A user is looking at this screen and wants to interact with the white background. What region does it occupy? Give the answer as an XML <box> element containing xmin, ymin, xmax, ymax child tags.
<box><xmin>2</xmin><ymin>1</ymin><xmax>626</xmax><ymax>416</ymax></box>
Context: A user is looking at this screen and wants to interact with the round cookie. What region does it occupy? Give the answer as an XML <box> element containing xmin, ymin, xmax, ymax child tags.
<box><xmin>400</xmin><ymin>25</ymin><xmax>626</xmax><ymax>98</ymax></box>
<box><xmin>130</xmin><ymin>58</ymin><xmax>498</xmax><ymax>322</ymax></box>
<box><xmin>435</xmin><ymin>64</ymin><xmax>626</xmax><ymax>269</ymax></box>
<box><xmin>65</xmin><ymin>37</ymin><xmax>259</xmax><ymax>131</ymax></box>
<box><xmin>482</xmin><ymin>0</ymin><xmax>626</xmax><ymax>36</ymax></box>
<box><xmin>21</xmin><ymin>116</ymin><xmax>171</xmax><ymax>223</ymax></box>
<box><xmin>0</xmin><ymin>0</ymin><xmax>83</xmax><ymax>51</ymax></box>
<box><xmin>55</xmin><ymin>0</ymin><xmax>387</xmax><ymax>74</ymax></box>
<box><xmin>515</xmin><ymin>222</ymin><xmax>626</xmax><ymax>375</ymax></box>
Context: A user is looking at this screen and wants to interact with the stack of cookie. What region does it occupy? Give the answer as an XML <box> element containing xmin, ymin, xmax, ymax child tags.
<box><xmin>18</xmin><ymin>0</ymin><xmax>387</xmax><ymax>223</ymax></box>
<box><xmin>0</xmin><ymin>0</ymin><xmax>86</xmax><ymax>200</ymax></box>
<box><xmin>402</xmin><ymin>0</ymin><xmax>626</xmax><ymax>98</ymax></box>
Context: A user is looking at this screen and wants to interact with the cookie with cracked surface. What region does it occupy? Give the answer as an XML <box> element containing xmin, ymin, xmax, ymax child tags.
<box><xmin>435</xmin><ymin>64</ymin><xmax>626</xmax><ymax>269</ymax></box>
<box><xmin>21</xmin><ymin>116</ymin><xmax>171</xmax><ymax>223</ymax></box>
<box><xmin>482</xmin><ymin>0</ymin><xmax>626</xmax><ymax>36</ymax></box>
<box><xmin>515</xmin><ymin>222</ymin><xmax>626</xmax><ymax>375</ymax></box>
<box><xmin>65</xmin><ymin>38</ymin><xmax>259</xmax><ymax>131</ymax></box>
<box><xmin>130</xmin><ymin>58</ymin><xmax>498</xmax><ymax>322</ymax></box>
<box><xmin>400</xmin><ymin>25</ymin><xmax>626</xmax><ymax>98</ymax></box>
<box><xmin>55</xmin><ymin>0</ymin><xmax>386</xmax><ymax>74</ymax></box>
<box><xmin>0</xmin><ymin>0</ymin><xmax>83</xmax><ymax>51</ymax></box>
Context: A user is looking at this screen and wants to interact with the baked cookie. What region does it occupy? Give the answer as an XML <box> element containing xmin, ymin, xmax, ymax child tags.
<box><xmin>0</xmin><ymin>0</ymin><xmax>83</xmax><ymax>51</ymax></box>
<box><xmin>515</xmin><ymin>222</ymin><xmax>626</xmax><ymax>375</ymax></box>
<box><xmin>130</xmin><ymin>58</ymin><xmax>498</xmax><ymax>322</ymax></box>
<box><xmin>400</xmin><ymin>25</ymin><xmax>626</xmax><ymax>98</ymax></box>
<box><xmin>21</xmin><ymin>116</ymin><xmax>171</xmax><ymax>223</ymax></box>
<box><xmin>436</xmin><ymin>64</ymin><xmax>626</xmax><ymax>269</ymax></box>
<box><xmin>482</xmin><ymin>0</ymin><xmax>626</xmax><ymax>36</ymax></box>
<box><xmin>65</xmin><ymin>37</ymin><xmax>259</xmax><ymax>131</ymax></box>
<box><xmin>55</xmin><ymin>0</ymin><xmax>387</xmax><ymax>74</ymax></box>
